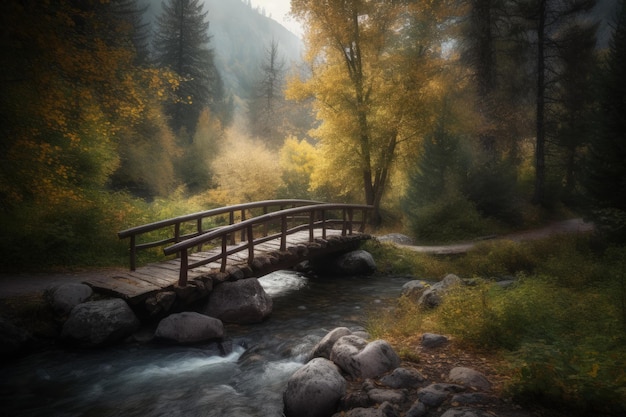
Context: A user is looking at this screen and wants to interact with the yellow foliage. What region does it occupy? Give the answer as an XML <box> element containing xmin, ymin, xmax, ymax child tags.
<box><xmin>211</xmin><ymin>132</ymin><xmax>283</xmax><ymax>205</ymax></box>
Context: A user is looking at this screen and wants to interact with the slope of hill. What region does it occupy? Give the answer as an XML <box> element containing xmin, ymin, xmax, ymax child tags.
<box><xmin>145</xmin><ymin>0</ymin><xmax>303</xmax><ymax>105</ymax></box>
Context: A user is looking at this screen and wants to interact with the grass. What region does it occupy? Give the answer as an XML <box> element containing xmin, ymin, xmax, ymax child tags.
<box><xmin>365</xmin><ymin>236</ymin><xmax>626</xmax><ymax>416</ymax></box>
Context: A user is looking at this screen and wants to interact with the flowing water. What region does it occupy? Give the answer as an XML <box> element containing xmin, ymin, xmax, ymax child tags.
<box><xmin>1</xmin><ymin>271</ymin><xmax>411</xmax><ymax>417</ymax></box>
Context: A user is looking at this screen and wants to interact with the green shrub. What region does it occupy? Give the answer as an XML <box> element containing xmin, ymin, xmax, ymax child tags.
<box><xmin>407</xmin><ymin>193</ymin><xmax>491</xmax><ymax>243</ymax></box>
<box><xmin>367</xmin><ymin>237</ymin><xmax>626</xmax><ymax>415</ymax></box>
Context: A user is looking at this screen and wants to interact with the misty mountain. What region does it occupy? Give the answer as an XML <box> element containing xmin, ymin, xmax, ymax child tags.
<box><xmin>145</xmin><ymin>0</ymin><xmax>303</xmax><ymax>108</ymax></box>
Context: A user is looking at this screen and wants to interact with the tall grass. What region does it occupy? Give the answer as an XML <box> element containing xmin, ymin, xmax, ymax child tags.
<box><xmin>367</xmin><ymin>236</ymin><xmax>626</xmax><ymax>416</ymax></box>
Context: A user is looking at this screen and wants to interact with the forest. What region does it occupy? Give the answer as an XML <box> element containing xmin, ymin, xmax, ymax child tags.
<box><xmin>0</xmin><ymin>0</ymin><xmax>624</xmax><ymax>270</ymax></box>
<box><xmin>1</xmin><ymin>1</ymin><xmax>625</xmax><ymax>414</ymax></box>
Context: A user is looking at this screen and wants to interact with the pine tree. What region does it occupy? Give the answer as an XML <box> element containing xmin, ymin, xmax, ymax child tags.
<box><xmin>153</xmin><ymin>0</ymin><xmax>220</xmax><ymax>136</ymax></box>
<box><xmin>248</xmin><ymin>39</ymin><xmax>286</xmax><ymax>147</ymax></box>
<box><xmin>584</xmin><ymin>0</ymin><xmax>626</xmax><ymax>240</ymax></box>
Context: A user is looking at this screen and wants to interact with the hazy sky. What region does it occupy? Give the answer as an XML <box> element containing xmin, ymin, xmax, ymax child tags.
<box><xmin>251</xmin><ymin>0</ymin><xmax>303</xmax><ymax>37</ymax></box>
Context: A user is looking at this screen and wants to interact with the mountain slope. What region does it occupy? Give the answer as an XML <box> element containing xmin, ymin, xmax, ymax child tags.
<box><xmin>145</xmin><ymin>0</ymin><xmax>303</xmax><ymax>103</ymax></box>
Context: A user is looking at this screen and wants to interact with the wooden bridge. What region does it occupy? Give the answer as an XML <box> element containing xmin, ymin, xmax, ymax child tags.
<box><xmin>84</xmin><ymin>200</ymin><xmax>372</xmax><ymax>306</ymax></box>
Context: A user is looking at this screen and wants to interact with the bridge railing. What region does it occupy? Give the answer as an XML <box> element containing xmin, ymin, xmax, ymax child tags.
<box><xmin>163</xmin><ymin>203</ymin><xmax>372</xmax><ymax>286</ymax></box>
<box><xmin>118</xmin><ymin>199</ymin><xmax>324</xmax><ymax>271</ymax></box>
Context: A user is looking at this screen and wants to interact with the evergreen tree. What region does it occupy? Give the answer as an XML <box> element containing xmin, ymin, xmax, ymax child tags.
<box><xmin>584</xmin><ymin>0</ymin><xmax>626</xmax><ymax>240</ymax></box>
<box><xmin>510</xmin><ymin>0</ymin><xmax>597</xmax><ymax>206</ymax></box>
<box><xmin>153</xmin><ymin>0</ymin><xmax>221</xmax><ymax>136</ymax></box>
<box><xmin>248</xmin><ymin>39</ymin><xmax>286</xmax><ymax>148</ymax></box>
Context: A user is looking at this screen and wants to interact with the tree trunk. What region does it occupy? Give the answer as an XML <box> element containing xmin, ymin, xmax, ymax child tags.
<box><xmin>533</xmin><ymin>0</ymin><xmax>547</xmax><ymax>206</ymax></box>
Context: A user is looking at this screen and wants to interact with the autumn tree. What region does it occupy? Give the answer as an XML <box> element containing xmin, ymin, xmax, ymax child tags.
<box><xmin>0</xmin><ymin>0</ymin><xmax>178</xmax><ymax>266</ymax></box>
<box><xmin>153</xmin><ymin>0</ymin><xmax>222</xmax><ymax>136</ymax></box>
<box><xmin>289</xmin><ymin>0</ymin><xmax>450</xmax><ymax>224</ymax></box>
<box><xmin>210</xmin><ymin>135</ymin><xmax>283</xmax><ymax>204</ymax></box>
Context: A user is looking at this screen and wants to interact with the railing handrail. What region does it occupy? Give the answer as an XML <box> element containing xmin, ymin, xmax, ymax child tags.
<box><xmin>162</xmin><ymin>203</ymin><xmax>372</xmax><ymax>286</ymax></box>
<box><xmin>117</xmin><ymin>199</ymin><xmax>323</xmax><ymax>238</ymax></box>
<box><xmin>164</xmin><ymin>203</ymin><xmax>370</xmax><ymax>255</ymax></box>
<box><xmin>118</xmin><ymin>199</ymin><xmax>324</xmax><ymax>270</ymax></box>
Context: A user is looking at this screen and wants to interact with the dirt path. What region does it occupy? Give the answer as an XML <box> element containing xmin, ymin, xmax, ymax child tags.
<box><xmin>398</xmin><ymin>217</ymin><xmax>593</xmax><ymax>255</ymax></box>
<box><xmin>0</xmin><ymin>218</ymin><xmax>594</xmax><ymax>299</ymax></box>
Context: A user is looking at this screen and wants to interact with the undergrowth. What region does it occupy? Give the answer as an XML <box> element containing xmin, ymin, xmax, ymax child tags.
<box><xmin>365</xmin><ymin>236</ymin><xmax>626</xmax><ymax>416</ymax></box>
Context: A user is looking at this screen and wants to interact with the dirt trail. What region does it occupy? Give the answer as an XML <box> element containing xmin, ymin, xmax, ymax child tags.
<box><xmin>0</xmin><ymin>218</ymin><xmax>593</xmax><ymax>299</ymax></box>
<box><xmin>398</xmin><ymin>217</ymin><xmax>593</xmax><ymax>255</ymax></box>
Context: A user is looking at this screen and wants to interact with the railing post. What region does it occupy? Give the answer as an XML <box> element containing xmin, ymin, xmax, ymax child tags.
<box><xmin>240</xmin><ymin>209</ymin><xmax>247</xmax><ymax>242</ymax></box>
<box><xmin>220</xmin><ymin>235</ymin><xmax>228</xmax><ymax>272</ymax></box>
<box><xmin>360</xmin><ymin>208</ymin><xmax>367</xmax><ymax>233</ymax></box>
<box><xmin>348</xmin><ymin>208</ymin><xmax>354</xmax><ymax>235</ymax></box>
<box><xmin>308</xmin><ymin>209</ymin><xmax>315</xmax><ymax>241</ymax></box>
<box><xmin>342</xmin><ymin>209</ymin><xmax>347</xmax><ymax>236</ymax></box>
<box><xmin>196</xmin><ymin>218</ymin><xmax>203</xmax><ymax>251</ymax></box>
<box><xmin>280</xmin><ymin>215</ymin><xmax>287</xmax><ymax>251</ymax></box>
<box><xmin>129</xmin><ymin>235</ymin><xmax>136</xmax><ymax>271</ymax></box>
<box><xmin>247</xmin><ymin>225</ymin><xmax>254</xmax><ymax>265</ymax></box>
<box><xmin>321</xmin><ymin>209</ymin><xmax>327</xmax><ymax>239</ymax></box>
<box><xmin>178</xmin><ymin>250</ymin><xmax>188</xmax><ymax>287</ymax></box>
<box><xmin>263</xmin><ymin>206</ymin><xmax>269</xmax><ymax>236</ymax></box>
<box><xmin>174</xmin><ymin>223</ymin><xmax>181</xmax><ymax>259</ymax></box>
<box><xmin>229</xmin><ymin>211</ymin><xmax>236</xmax><ymax>245</ymax></box>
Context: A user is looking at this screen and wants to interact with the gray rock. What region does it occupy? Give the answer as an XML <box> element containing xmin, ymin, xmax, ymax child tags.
<box><xmin>204</xmin><ymin>278</ymin><xmax>272</xmax><ymax>324</ymax></box>
<box><xmin>145</xmin><ymin>291</ymin><xmax>176</xmax><ymax>316</ymax></box>
<box><xmin>155</xmin><ymin>312</ymin><xmax>224</xmax><ymax>343</ymax></box>
<box><xmin>337</xmin><ymin>401</ymin><xmax>399</xmax><ymax>417</ymax></box>
<box><xmin>333</xmin><ymin>250</ymin><xmax>377</xmax><ymax>276</ymax></box>
<box><xmin>420</xmin><ymin>333</ymin><xmax>449</xmax><ymax>349</ymax></box>
<box><xmin>417</xmin><ymin>383</ymin><xmax>464</xmax><ymax>407</ymax></box>
<box><xmin>401</xmin><ymin>280</ymin><xmax>430</xmax><ymax>300</ymax></box>
<box><xmin>418</xmin><ymin>274</ymin><xmax>462</xmax><ymax>309</ymax></box>
<box><xmin>61</xmin><ymin>299</ymin><xmax>140</xmax><ymax>347</ymax></box>
<box><xmin>311</xmin><ymin>327</ymin><xmax>353</xmax><ymax>360</ymax></box>
<box><xmin>283</xmin><ymin>357</ymin><xmax>346</xmax><ymax>417</ymax></box>
<box><xmin>450</xmin><ymin>392</ymin><xmax>495</xmax><ymax>405</ymax></box>
<box><xmin>380</xmin><ymin>367</ymin><xmax>426</xmax><ymax>389</ymax></box>
<box><xmin>49</xmin><ymin>283</ymin><xmax>93</xmax><ymax>315</ymax></box>
<box><xmin>331</xmin><ymin>336</ymin><xmax>400</xmax><ymax>379</ymax></box>
<box><xmin>448</xmin><ymin>367</ymin><xmax>491</xmax><ymax>391</ymax></box>
<box><xmin>495</xmin><ymin>279</ymin><xmax>516</xmax><ymax>289</ymax></box>
<box><xmin>405</xmin><ymin>400</ymin><xmax>427</xmax><ymax>417</ymax></box>
<box><xmin>439</xmin><ymin>407</ymin><xmax>495</xmax><ymax>417</ymax></box>
<box><xmin>367</xmin><ymin>388</ymin><xmax>406</xmax><ymax>405</ymax></box>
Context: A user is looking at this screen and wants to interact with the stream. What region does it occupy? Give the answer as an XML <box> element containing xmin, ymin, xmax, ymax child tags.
<box><xmin>1</xmin><ymin>271</ymin><xmax>411</xmax><ymax>417</ymax></box>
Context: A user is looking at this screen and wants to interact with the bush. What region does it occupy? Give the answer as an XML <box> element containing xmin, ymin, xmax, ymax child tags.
<box><xmin>406</xmin><ymin>193</ymin><xmax>491</xmax><ymax>243</ymax></box>
<box><xmin>367</xmin><ymin>236</ymin><xmax>626</xmax><ymax>415</ymax></box>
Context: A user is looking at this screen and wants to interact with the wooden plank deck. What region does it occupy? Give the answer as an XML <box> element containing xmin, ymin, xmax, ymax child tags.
<box><xmin>83</xmin><ymin>229</ymin><xmax>366</xmax><ymax>303</ymax></box>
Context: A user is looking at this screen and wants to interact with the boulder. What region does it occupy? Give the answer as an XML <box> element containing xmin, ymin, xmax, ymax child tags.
<box><xmin>283</xmin><ymin>357</ymin><xmax>347</xmax><ymax>417</ymax></box>
<box><xmin>311</xmin><ymin>327</ymin><xmax>352</xmax><ymax>360</ymax></box>
<box><xmin>61</xmin><ymin>299</ymin><xmax>140</xmax><ymax>347</ymax></box>
<box><xmin>420</xmin><ymin>333</ymin><xmax>449</xmax><ymax>349</ymax></box>
<box><xmin>145</xmin><ymin>291</ymin><xmax>176</xmax><ymax>316</ymax></box>
<box><xmin>380</xmin><ymin>367</ymin><xmax>426</xmax><ymax>389</ymax></box>
<box><xmin>204</xmin><ymin>278</ymin><xmax>272</xmax><ymax>324</ymax></box>
<box><xmin>332</xmin><ymin>250</ymin><xmax>377</xmax><ymax>276</ymax></box>
<box><xmin>330</xmin><ymin>335</ymin><xmax>400</xmax><ymax>379</ymax></box>
<box><xmin>48</xmin><ymin>283</ymin><xmax>93</xmax><ymax>315</ymax></box>
<box><xmin>401</xmin><ymin>280</ymin><xmax>430</xmax><ymax>300</ymax></box>
<box><xmin>417</xmin><ymin>383</ymin><xmax>464</xmax><ymax>407</ymax></box>
<box><xmin>418</xmin><ymin>274</ymin><xmax>462</xmax><ymax>309</ymax></box>
<box><xmin>448</xmin><ymin>367</ymin><xmax>491</xmax><ymax>391</ymax></box>
<box><xmin>155</xmin><ymin>312</ymin><xmax>224</xmax><ymax>344</ymax></box>
<box><xmin>336</xmin><ymin>401</ymin><xmax>399</xmax><ymax>417</ymax></box>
